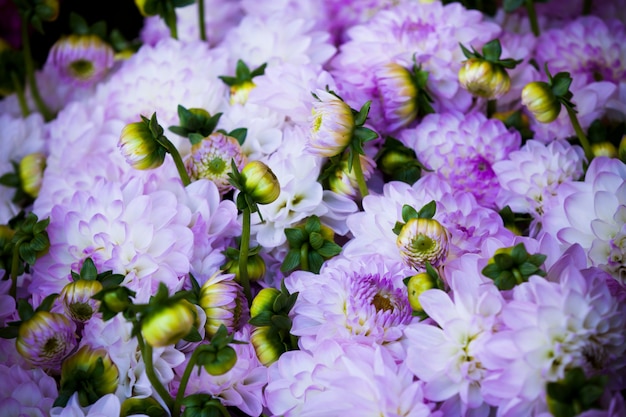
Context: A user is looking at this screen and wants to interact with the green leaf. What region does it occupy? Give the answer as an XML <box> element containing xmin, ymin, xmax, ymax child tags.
<box><xmin>354</xmin><ymin>101</ymin><xmax>371</xmax><ymax>126</ymax></box>
<box><xmin>17</xmin><ymin>299</ymin><xmax>34</xmax><ymax>321</ymax></box>
<box><xmin>552</xmin><ymin>73</ymin><xmax>573</xmax><ymax>98</ymax></box>
<box><xmin>498</xmin><ymin>272</ymin><xmax>516</xmax><ymax>290</ymax></box>
<box><xmin>249</xmin><ymin>311</ymin><xmax>273</xmax><ymax>327</ymax></box>
<box><xmin>37</xmin><ymin>293</ymin><xmax>59</xmax><ymax>313</ymax></box>
<box><xmin>518</xmin><ymin>262</ymin><xmax>539</xmax><ymax>276</ymax></box>
<box><xmin>218</xmin><ymin>75</ymin><xmax>238</xmax><ymax>86</ymax></box>
<box><xmin>481</xmin><ymin>263</ymin><xmax>500</xmax><ymax>280</ymax></box>
<box><xmin>459</xmin><ymin>43</ymin><xmax>475</xmax><ymax>59</ymax></box>
<box><xmin>18</xmin><ymin>244</ymin><xmax>36</xmax><ymax>266</ymax></box>
<box><xmin>510</xmin><ymin>243</ymin><xmax>528</xmax><ymax>264</ymax></box>
<box><xmin>308</xmin><ymin>251</ymin><xmax>325</xmax><ymax>274</ymax></box>
<box><xmin>28</xmin><ymin>232</ymin><xmax>48</xmax><ymax>252</ymax></box>
<box><xmin>392</xmin><ymin>221</ymin><xmax>404</xmax><ymax>236</ymax></box>
<box><xmin>271</xmin><ymin>314</ymin><xmax>292</xmax><ymax>330</ymax></box>
<box><xmin>32</xmin><ymin>217</ymin><xmax>50</xmax><ymax>234</ymax></box>
<box><xmin>228</xmin><ymin>128</ymin><xmax>247</xmax><ymax>145</ymax></box>
<box><xmin>528</xmin><ymin>253</ymin><xmax>547</xmax><ymax>267</ymax></box>
<box><xmin>353</xmin><ymin>126</ymin><xmax>378</xmax><ymax>144</ymax></box>
<box><xmin>235</xmin><ymin>59</ymin><xmax>251</xmax><ymax>81</ymax></box>
<box><xmin>280</xmin><ymin>249</ymin><xmax>301</xmax><ymax>273</ymax></box>
<box><xmin>188</xmin><ymin>132</ymin><xmax>204</xmax><ymax>146</ymax></box>
<box><xmin>0</xmin><ymin>172</ymin><xmax>19</xmax><ymax>187</ymax></box>
<box><xmin>182</xmin><ymin>326</ymin><xmax>203</xmax><ymax>343</ymax></box>
<box><xmin>304</xmin><ymin>216</ymin><xmax>321</xmax><ymax>234</ymax></box>
<box><xmin>317</xmin><ymin>241</ymin><xmax>342</xmax><ymax>258</ymax></box>
<box><xmin>250</xmin><ymin>63</ymin><xmax>267</xmax><ymax>78</ymax></box>
<box><xmin>0</xmin><ymin>325</ymin><xmax>19</xmax><ymax>339</ymax></box>
<box><xmin>309</xmin><ymin>232</ymin><xmax>324</xmax><ymax>250</ymax></box>
<box><xmin>284</xmin><ymin>228</ymin><xmax>306</xmax><ymax>247</ymax></box>
<box><xmin>482</xmin><ymin>39</ymin><xmax>502</xmax><ymax>62</ymax></box>
<box><xmin>417</xmin><ymin>200</ymin><xmax>436</xmax><ymax>219</ymax></box>
<box><xmin>401</xmin><ymin>204</ymin><xmax>419</xmax><ymax>222</ymax></box>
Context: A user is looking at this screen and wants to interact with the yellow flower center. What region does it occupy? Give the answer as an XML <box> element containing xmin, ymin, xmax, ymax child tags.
<box><xmin>69</xmin><ymin>59</ymin><xmax>95</xmax><ymax>79</ymax></box>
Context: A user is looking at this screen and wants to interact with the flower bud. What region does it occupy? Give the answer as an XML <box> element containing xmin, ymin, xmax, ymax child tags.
<box><xmin>375</xmin><ymin>62</ymin><xmax>419</xmax><ymax>131</ymax></box>
<box><xmin>185</xmin><ymin>132</ymin><xmax>246</xmax><ymax>195</ymax></box>
<box><xmin>521</xmin><ymin>81</ymin><xmax>561</xmax><ymax>123</ymax></box>
<box><xmin>396</xmin><ymin>217</ymin><xmax>449</xmax><ymax>270</ymax></box>
<box><xmin>202</xmin><ymin>345</ymin><xmax>238</xmax><ymax>376</ymax></box>
<box><xmin>328</xmin><ymin>153</ymin><xmax>375</xmax><ymax>199</ymax></box>
<box><xmin>591</xmin><ymin>142</ymin><xmax>617</xmax><ymax>158</ymax></box>
<box><xmin>250</xmin><ymin>325</ymin><xmax>285</xmax><ymax>366</ymax></box>
<box><xmin>458</xmin><ymin>58</ymin><xmax>511</xmax><ymax>100</ymax></box>
<box><xmin>46</xmin><ymin>34</ymin><xmax>115</xmax><ymax>86</ymax></box>
<box><xmin>406</xmin><ymin>272</ymin><xmax>436</xmax><ymax>312</ymax></box>
<box><xmin>16</xmin><ymin>311</ymin><xmax>77</xmax><ymax>368</ymax></box>
<box><xmin>199</xmin><ymin>273</ymin><xmax>248</xmax><ymax>338</ymax></box>
<box><xmin>224</xmin><ymin>253</ymin><xmax>266</xmax><ymax>283</ymax></box>
<box><xmin>60</xmin><ymin>345</ymin><xmax>119</xmax><ymax>407</ymax></box>
<box><xmin>250</xmin><ymin>287</ymin><xmax>280</xmax><ymax>318</ymax></box>
<box><xmin>134</xmin><ymin>0</ymin><xmax>153</xmax><ymax>16</ymax></box>
<box><xmin>118</xmin><ymin>120</ymin><xmax>166</xmax><ymax>170</ymax></box>
<box><xmin>619</xmin><ymin>135</ymin><xmax>626</xmax><ymax>163</ymax></box>
<box><xmin>307</xmin><ymin>89</ymin><xmax>355</xmax><ymax>157</ymax></box>
<box><xmin>18</xmin><ymin>152</ymin><xmax>46</xmax><ymax>198</ymax></box>
<box><xmin>40</xmin><ymin>0</ymin><xmax>60</xmax><ymax>21</ymax></box>
<box><xmin>229</xmin><ymin>80</ymin><xmax>256</xmax><ymax>105</ymax></box>
<box><xmin>60</xmin><ymin>279</ymin><xmax>103</xmax><ymax>322</ymax></box>
<box><xmin>102</xmin><ymin>288</ymin><xmax>133</xmax><ymax>314</ymax></box>
<box><xmin>121</xmin><ymin>396</ymin><xmax>167</xmax><ymax>417</ymax></box>
<box><xmin>141</xmin><ymin>299</ymin><xmax>196</xmax><ymax>347</ymax></box>
<box><xmin>240</xmin><ymin>160</ymin><xmax>280</xmax><ymax>205</ymax></box>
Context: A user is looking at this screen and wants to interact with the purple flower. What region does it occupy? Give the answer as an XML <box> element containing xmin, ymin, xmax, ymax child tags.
<box><xmin>16</xmin><ymin>311</ymin><xmax>77</xmax><ymax>369</ymax></box>
<box><xmin>0</xmin><ymin>364</ymin><xmax>58</xmax><ymax>416</ymax></box>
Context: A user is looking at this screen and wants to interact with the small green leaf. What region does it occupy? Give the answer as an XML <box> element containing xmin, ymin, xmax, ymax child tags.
<box><xmin>353</xmin><ymin>126</ymin><xmax>378</xmax><ymax>144</ymax></box>
<box><xmin>308</xmin><ymin>251</ymin><xmax>325</xmax><ymax>274</ymax></box>
<box><xmin>482</xmin><ymin>39</ymin><xmax>502</xmax><ymax>62</ymax></box>
<box><xmin>228</xmin><ymin>128</ymin><xmax>247</xmax><ymax>145</ymax></box>
<box><xmin>392</xmin><ymin>221</ymin><xmax>404</xmax><ymax>236</ymax></box>
<box><xmin>249</xmin><ymin>311</ymin><xmax>273</xmax><ymax>327</ymax></box>
<box><xmin>235</xmin><ymin>59</ymin><xmax>251</xmax><ymax>81</ymax></box>
<box><xmin>280</xmin><ymin>249</ymin><xmax>301</xmax><ymax>273</ymax></box>
<box><xmin>317</xmin><ymin>241</ymin><xmax>342</xmax><ymax>258</ymax></box>
<box><xmin>285</xmin><ymin>228</ymin><xmax>306</xmax><ymax>246</ymax></box>
<box><xmin>459</xmin><ymin>43</ymin><xmax>475</xmax><ymax>59</ymax></box>
<box><xmin>17</xmin><ymin>299</ymin><xmax>35</xmax><ymax>321</ymax></box>
<box><xmin>401</xmin><ymin>204</ymin><xmax>419</xmax><ymax>222</ymax></box>
<box><xmin>183</xmin><ymin>326</ymin><xmax>203</xmax><ymax>343</ymax></box>
<box><xmin>417</xmin><ymin>200</ymin><xmax>436</xmax><ymax>219</ymax></box>
<box><xmin>309</xmin><ymin>232</ymin><xmax>323</xmax><ymax>250</ymax></box>
<box><xmin>354</xmin><ymin>101</ymin><xmax>371</xmax><ymax>126</ymax></box>
<box><xmin>0</xmin><ymin>325</ymin><xmax>19</xmax><ymax>339</ymax></box>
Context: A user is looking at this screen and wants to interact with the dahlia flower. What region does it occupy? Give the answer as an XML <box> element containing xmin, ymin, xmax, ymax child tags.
<box><xmin>481</xmin><ymin>247</ymin><xmax>626</xmax><ymax>414</ymax></box>
<box><xmin>400</xmin><ymin>111</ymin><xmax>521</xmax><ymax>209</ymax></box>
<box><xmin>15</xmin><ymin>311</ymin><xmax>77</xmax><ymax>369</ymax></box>
<box><xmin>286</xmin><ymin>254</ymin><xmax>415</xmax><ymax>358</ymax></box>
<box><xmin>0</xmin><ymin>364</ymin><xmax>58</xmax><ymax>416</ymax></box>
<box><xmin>44</xmin><ymin>34</ymin><xmax>115</xmax><ymax>87</ymax></box>
<box><xmin>493</xmin><ymin>139</ymin><xmax>585</xmax><ymax>234</ymax></box>
<box><xmin>264</xmin><ymin>340</ymin><xmax>437</xmax><ymax>417</ymax></box>
<box><xmin>199</xmin><ymin>272</ymin><xmax>248</xmax><ymax>338</ymax></box>
<box><xmin>541</xmin><ymin>157</ymin><xmax>626</xmax><ymax>284</ymax></box>
<box><xmin>50</xmin><ymin>393</ymin><xmax>121</xmax><ymax>417</ymax></box>
<box><xmin>329</xmin><ymin>1</ymin><xmax>501</xmax><ymax>134</ymax></box>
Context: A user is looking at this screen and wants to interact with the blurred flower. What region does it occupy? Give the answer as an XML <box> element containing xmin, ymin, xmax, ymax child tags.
<box><xmin>45</xmin><ymin>34</ymin><xmax>115</xmax><ymax>87</ymax></box>
<box><xmin>141</xmin><ymin>299</ymin><xmax>196</xmax><ymax>347</ymax></box>
<box><xmin>327</xmin><ymin>152</ymin><xmax>375</xmax><ymax>198</ymax></box>
<box><xmin>0</xmin><ymin>364</ymin><xmax>58</xmax><ymax>416</ymax></box>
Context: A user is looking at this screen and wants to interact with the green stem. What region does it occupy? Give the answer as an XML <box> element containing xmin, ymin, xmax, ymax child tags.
<box><xmin>21</xmin><ymin>16</ymin><xmax>53</xmax><ymax>121</ymax></box>
<box><xmin>525</xmin><ymin>0</ymin><xmax>540</xmax><ymax>37</ymax></box>
<box><xmin>158</xmin><ymin>136</ymin><xmax>191</xmax><ymax>186</ymax></box>
<box><xmin>172</xmin><ymin>348</ymin><xmax>203</xmax><ymax>417</ymax></box>
<box><xmin>351</xmin><ymin>150</ymin><xmax>369</xmax><ymax>199</ymax></box>
<box><xmin>198</xmin><ymin>0</ymin><xmax>206</xmax><ymax>41</ymax></box>
<box><xmin>10</xmin><ymin>72</ymin><xmax>30</xmax><ymax>118</ymax></box>
<box><xmin>487</xmin><ymin>99</ymin><xmax>497</xmax><ymax>118</ymax></box>
<box><xmin>164</xmin><ymin>2</ymin><xmax>178</xmax><ymax>40</ymax></box>
<box><xmin>564</xmin><ymin>104</ymin><xmax>594</xmax><ymax>162</ymax></box>
<box><xmin>137</xmin><ymin>333</ymin><xmax>175</xmax><ymax>411</ymax></box>
<box><xmin>300</xmin><ymin>244</ymin><xmax>309</xmax><ymax>272</ymax></box>
<box><xmin>582</xmin><ymin>0</ymin><xmax>592</xmax><ymax>15</ymax></box>
<box><xmin>239</xmin><ymin>207</ymin><xmax>252</xmax><ymax>306</ymax></box>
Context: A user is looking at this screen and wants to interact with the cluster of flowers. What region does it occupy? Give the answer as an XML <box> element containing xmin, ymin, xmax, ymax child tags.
<box><xmin>1</xmin><ymin>0</ymin><xmax>625</xmax><ymax>416</ymax></box>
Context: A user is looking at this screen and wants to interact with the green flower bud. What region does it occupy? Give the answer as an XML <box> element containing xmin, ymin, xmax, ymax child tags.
<box><xmin>619</xmin><ymin>135</ymin><xmax>626</xmax><ymax>163</ymax></box>
<box><xmin>229</xmin><ymin>80</ymin><xmax>256</xmax><ymax>105</ymax></box>
<box><xmin>121</xmin><ymin>396</ymin><xmax>168</xmax><ymax>417</ymax></box>
<box><xmin>459</xmin><ymin>58</ymin><xmax>511</xmax><ymax>100</ymax></box>
<box><xmin>240</xmin><ymin>161</ymin><xmax>280</xmax><ymax>205</ymax></box>
<box><xmin>202</xmin><ymin>345</ymin><xmax>238</xmax><ymax>376</ymax></box>
<box><xmin>18</xmin><ymin>152</ymin><xmax>46</xmax><ymax>198</ymax></box>
<box><xmin>40</xmin><ymin>0</ymin><xmax>60</xmax><ymax>21</ymax></box>
<box><xmin>396</xmin><ymin>217</ymin><xmax>449</xmax><ymax>270</ymax></box>
<box><xmin>118</xmin><ymin>120</ymin><xmax>166</xmax><ymax>170</ymax></box>
<box><xmin>406</xmin><ymin>272</ymin><xmax>436</xmax><ymax>312</ymax></box>
<box><xmin>591</xmin><ymin>141</ymin><xmax>618</xmax><ymax>158</ymax></box>
<box><xmin>60</xmin><ymin>279</ymin><xmax>103</xmax><ymax>322</ymax></box>
<box><xmin>521</xmin><ymin>81</ymin><xmax>561</xmax><ymax>123</ymax></box>
<box><xmin>102</xmin><ymin>288</ymin><xmax>133</xmax><ymax>314</ymax></box>
<box><xmin>249</xmin><ymin>287</ymin><xmax>280</xmax><ymax>318</ymax></box>
<box><xmin>224</xmin><ymin>252</ymin><xmax>266</xmax><ymax>283</ymax></box>
<box><xmin>250</xmin><ymin>325</ymin><xmax>285</xmax><ymax>366</ymax></box>
<box><xmin>59</xmin><ymin>345</ymin><xmax>119</xmax><ymax>407</ymax></box>
<box><xmin>199</xmin><ymin>273</ymin><xmax>246</xmax><ymax>338</ymax></box>
<box><xmin>141</xmin><ymin>299</ymin><xmax>196</xmax><ymax>347</ymax></box>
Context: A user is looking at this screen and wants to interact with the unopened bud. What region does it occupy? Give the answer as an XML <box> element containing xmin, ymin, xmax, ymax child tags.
<box><xmin>141</xmin><ymin>299</ymin><xmax>196</xmax><ymax>347</ymax></box>
<box><xmin>18</xmin><ymin>152</ymin><xmax>46</xmax><ymax>198</ymax></box>
<box><xmin>396</xmin><ymin>217</ymin><xmax>449</xmax><ymax>270</ymax></box>
<box><xmin>406</xmin><ymin>272</ymin><xmax>436</xmax><ymax>312</ymax></box>
<box><xmin>521</xmin><ymin>81</ymin><xmax>561</xmax><ymax>123</ymax></box>
<box><xmin>240</xmin><ymin>161</ymin><xmax>280</xmax><ymax>205</ymax></box>
<box><xmin>60</xmin><ymin>279</ymin><xmax>103</xmax><ymax>322</ymax></box>
<box><xmin>118</xmin><ymin>120</ymin><xmax>166</xmax><ymax>170</ymax></box>
<box><xmin>591</xmin><ymin>142</ymin><xmax>618</xmax><ymax>158</ymax></box>
<box><xmin>459</xmin><ymin>58</ymin><xmax>511</xmax><ymax>100</ymax></box>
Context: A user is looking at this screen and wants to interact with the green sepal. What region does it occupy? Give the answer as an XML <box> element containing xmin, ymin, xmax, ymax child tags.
<box><xmin>308</xmin><ymin>251</ymin><xmax>325</xmax><ymax>274</ymax></box>
<box><xmin>280</xmin><ymin>249</ymin><xmax>301</xmax><ymax>273</ymax></box>
<box><xmin>354</xmin><ymin>101</ymin><xmax>371</xmax><ymax>126</ymax></box>
<box><xmin>402</xmin><ymin>204</ymin><xmax>419</xmax><ymax>223</ymax></box>
<box><xmin>249</xmin><ymin>310</ymin><xmax>273</xmax><ymax>327</ymax></box>
<box><xmin>551</xmin><ymin>72</ymin><xmax>573</xmax><ymax>98</ymax></box>
<box><xmin>36</xmin><ymin>293</ymin><xmax>59</xmax><ymax>313</ymax></box>
<box><xmin>417</xmin><ymin>200</ymin><xmax>436</xmax><ymax>219</ymax></box>
<box><xmin>482</xmin><ymin>39</ymin><xmax>502</xmax><ymax>62</ymax></box>
<box><xmin>0</xmin><ymin>324</ymin><xmax>19</xmax><ymax>339</ymax></box>
<box><xmin>17</xmin><ymin>298</ymin><xmax>35</xmax><ymax>322</ymax></box>
<box><xmin>228</xmin><ymin>128</ymin><xmax>247</xmax><ymax>145</ymax></box>
<box><xmin>392</xmin><ymin>221</ymin><xmax>404</xmax><ymax>236</ymax></box>
<box><xmin>316</xmin><ymin>241</ymin><xmax>341</xmax><ymax>258</ymax></box>
<box><xmin>68</xmin><ymin>12</ymin><xmax>107</xmax><ymax>39</ymax></box>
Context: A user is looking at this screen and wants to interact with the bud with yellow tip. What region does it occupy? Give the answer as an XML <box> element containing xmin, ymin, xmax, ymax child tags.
<box><xmin>521</xmin><ymin>81</ymin><xmax>561</xmax><ymax>123</ymax></box>
<box><xmin>18</xmin><ymin>152</ymin><xmax>46</xmax><ymax>198</ymax></box>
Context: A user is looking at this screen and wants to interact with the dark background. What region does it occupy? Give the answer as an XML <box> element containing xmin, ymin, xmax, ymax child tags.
<box><xmin>1</xmin><ymin>0</ymin><xmax>144</xmax><ymax>66</ymax></box>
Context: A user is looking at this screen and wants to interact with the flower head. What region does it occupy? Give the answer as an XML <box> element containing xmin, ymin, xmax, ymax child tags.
<box><xmin>45</xmin><ymin>34</ymin><xmax>115</xmax><ymax>87</ymax></box>
<box><xmin>199</xmin><ymin>272</ymin><xmax>248</xmax><ymax>338</ymax></box>
<box><xmin>185</xmin><ymin>132</ymin><xmax>247</xmax><ymax>195</ymax></box>
<box><xmin>374</xmin><ymin>61</ymin><xmax>420</xmax><ymax>131</ymax></box>
<box><xmin>118</xmin><ymin>116</ymin><xmax>166</xmax><ymax>170</ymax></box>
<box><xmin>18</xmin><ymin>152</ymin><xmax>46</xmax><ymax>198</ymax></box>
<box><xmin>16</xmin><ymin>311</ymin><xmax>77</xmax><ymax>369</ymax></box>
<box><xmin>521</xmin><ymin>81</ymin><xmax>561</xmax><ymax>123</ymax></box>
<box><xmin>459</xmin><ymin>58</ymin><xmax>511</xmax><ymax>99</ymax></box>
<box><xmin>307</xmin><ymin>89</ymin><xmax>355</xmax><ymax>157</ymax></box>
<box><xmin>60</xmin><ymin>279</ymin><xmax>103</xmax><ymax>323</ymax></box>
<box><xmin>141</xmin><ymin>298</ymin><xmax>197</xmax><ymax>348</ymax></box>
<box><xmin>239</xmin><ymin>160</ymin><xmax>281</xmax><ymax>205</ymax></box>
<box><xmin>397</xmin><ymin>217</ymin><xmax>449</xmax><ymax>270</ymax></box>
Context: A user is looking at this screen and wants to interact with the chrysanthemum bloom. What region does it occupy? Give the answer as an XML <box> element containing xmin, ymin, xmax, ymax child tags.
<box><xmin>481</xmin><ymin>247</ymin><xmax>626</xmax><ymax>414</ymax></box>
<box><xmin>404</xmin><ymin>254</ymin><xmax>504</xmax><ymax>415</ymax></box>
<box><xmin>329</xmin><ymin>1</ymin><xmax>500</xmax><ymax>134</ymax></box>
<box><xmin>307</xmin><ymin>89</ymin><xmax>355</xmax><ymax>157</ymax></box>
<box><xmin>541</xmin><ymin>157</ymin><xmax>626</xmax><ymax>284</ymax></box>
<box><xmin>59</xmin><ymin>345</ymin><xmax>119</xmax><ymax>407</ymax></box>
<box><xmin>18</xmin><ymin>152</ymin><xmax>46</xmax><ymax>198</ymax></box>
<box><xmin>185</xmin><ymin>132</ymin><xmax>247</xmax><ymax>195</ymax></box>
<box><xmin>0</xmin><ymin>364</ymin><xmax>58</xmax><ymax>416</ymax></box>
<box><xmin>141</xmin><ymin>299</ymin><xmax>197</xmax><ymax>347</ymax></box>
<box><xmin>397</xmin><ymin>217</ymin><xmax>449</xmax><ymax>270</ymax></box>
<box><xmin>458</xmin><ymin>58</ymin><xmax>511</xmax><ymax>100</ymax></box>
<box><xmin>400</xmin><ymin>111</ymin><xmax>521</xmax><ymax>209</ymax></box>
<box><xmin>45</xmin><ymin>34</ymin><xmax>115</xmax><ymax>87</ymax></box>
<box><xmin>199</xmin><ymin>272</ymin><xmax>248</xmax><ymax>338</ymax></box>
<box><xmin>15</xmin><ymin>311</ymin><xmax>77</xmax><ymax>369</ymax></box>
<box><xmin>493</xmin><ymin>139</ymin><xmax>585</xmax><ymax>234</ymax></box>
<box><xmin>374</xmin><ymin>61</ymin><xmax>420</xmax><ymax>132</ymax></box>
<box><xmin>171</xmin><ymin>325</ymin><xmax>267</xmax><ymax>417</ymax></box>
<box><xmin>286</xmin><ymin>254</ymin><xmax>414</xmax><ymax>358</ymax></box>
<box><xmin>60</xmin><ymin>279</ymin><xmax>104</xmax><ymax>323</ymax></box>
<box><xmin>264</xmin><ymin>340</ymin><xmax>435</xmax><ymax>417</ymax></box>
